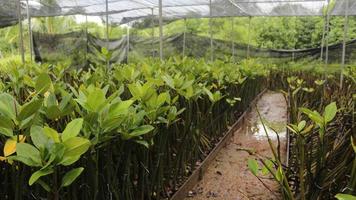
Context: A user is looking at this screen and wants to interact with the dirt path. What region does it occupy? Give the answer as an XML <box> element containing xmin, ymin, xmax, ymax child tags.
<box><xmin>185</xmin><ymin>91</ymin><xmax>287</xmax><ymax>200</ymax></box>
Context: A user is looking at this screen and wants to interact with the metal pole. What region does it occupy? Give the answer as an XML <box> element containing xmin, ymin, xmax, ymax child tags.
<box><xmin>209</xmin><ymin>0</ymin><xmax>213</xmax><ymax>62</ymax></box>
<box><xmin>247</xmin><ymin>16</ymin><xmax>251</xmax><ymax>58</ymax></box>
<box><xmin>105</xmin><ymin>0</ymin><xmax>110</xmax><ymax>68</ymax></box>
<box><xmin>17</xmin><ymin>0</ymin><xmax>25</xmax><ymax>64</ymax></box>
<box><xmin>151</xmin><ymin>8</ymin><xmax>155</xmax><ymax>57</ymax></box>
<box><xmin>85</xmin><ymin>15</ymin><xmax>88</xmax><ymax>64</ymax></box>
<box><xmin>325</xmin><ymin>0</ymin><xmax>330</xmax><ymax>67</ymax></box>
<box><xmin>183</xmin><ymin>18</ymin><xmax>186</xmax><ymax>57</ymax></box>
<box><xmin>320</xmin><ymin>16</ymin><xmax>326</xmax><ymax>61</ymax></box>
<box><xmin>127</xmin><ymin>23</ymin><xmax>130</xmax><ymax>63</ymax></box>
<box><xmin>159</xmin><ymin>0</ymin><xmax>163</xmax><ymax>61</ymax></box>
<box><xmin>340</xmin><ymin>0</ymin><xmax>349</xmax><ymax>89</ymax></box>
<box><xmin>325</xmin><ymin>6</ymin><xmax>331</xmax><ymax>66</ymax></box>
<box><xmin>26</xmin><ymin>0</ymin><xmax>33</xmax><ymax>62</ymax></box>
<box><xmin>231</xmin><ymin>17</ymin><xmax>235</xmax><ymax>61</ymax></box>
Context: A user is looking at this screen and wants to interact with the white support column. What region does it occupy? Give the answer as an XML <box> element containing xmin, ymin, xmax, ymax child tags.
<box><xmin>325</xmin><ymin>0</ymin><xmax>331</xmax><ymax>67</ymax></box>
<box><xmin>325</xmin><ymin>7</ymin><xmax>331</xmax><ymax>66</ymax></box>
<box><xmin>159</xmin><ymin>0</ymin><xmax>163</xmax><ymax>61</ymax></box>
<box><xmin>26</xmin><ymin>0</ymin><xmax>33</xmax><ymax>62</ymax></box>
<box><xmin>17</xmin><ymin>0</ymin><xmax>25</xmax><ymax>64</ymax></box>
<box><xmin>151</xmin><ymin>8</ymin><xmax>155</xmax><ymax>57</ymax></box>
<box><xmin>183</xmin><ymin>18</ymin><xmax>186</xmax><ymax>57</ymax></box>
<box><xmin>231</xmin><ymin>17</ymin><xmax>235</xmax><ymax>61</ymax></box>
<box><xmin>320</xmin><ymin>16</ymin><xmax>326</xmax><ymax>61</ymax></box>
<box><xmin>127</xmin><ymin>24</ymin><xmax>130</xmax><ymax>63</ymax></box>
<box><xmin>340</xmin><ymin>0</ymin><xmax>349</xmax><ymax>89</ymax></box>
<box><xmin>105</xmin><ymin>0</ymin><xmax>110</xmax><ymax>68</ymax></box>
<box><xmin>209</xmin><ymin>0</ymin><xmax>213</xmax><ymax>62</ymax></box>
<box><xmin>247</xmin><ymin>16</ymin><xmax>251</xmax><ymax>58</ymax></box>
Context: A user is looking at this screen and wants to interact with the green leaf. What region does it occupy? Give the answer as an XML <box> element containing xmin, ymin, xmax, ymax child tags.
<box><xmin>45</xmin><ymin>106</ymin><xmax>62</xmax><ymax>120</ymax></box>
<box><xmin>0</xmin><ymin>115</ymin><xmax>14</xmax><ymax>136</ymax></box>
<box><xmin>37</xmin><ymin>179</ymin><xmax>51</xmax><ymax>192</ymax></box>
<box><xmin>275</xmin><ymin>166</ymin><xmax>284</xmax><ymax>182</ymax></box>
<box><xmin>61</xmin><ymin>118</ymin><xmax>84</xmax><ymax>142</ymax></box>
<box><xmin>63</xmin><ymin>137</ymin><xmax>90</xmax><ymax>158</ymax></box>
<box><xmin>59</xmin><ymin>155</ymin><xmax>81</xmax><ymax>166</ymax></box>
<box><xmin>335</xmin><ymin>194</ymin><xmax>356</xmax><ymax>200</ymax></box>
<box><xmin>17</xmin><ymin>99</ymin><xmax>43</xmax><ymax>121</ymax></box>
<box><xmin>35</xmin><ymin>73</ymin><xmax>53</xmax><ymax>95</ymax></box>
<box><xmin>125</xmin><ymin>125</ymin><xmax>154</xmax><ymax>139</ymax></box>
<box><xmin>29</xmin><ymin>167</ymin><xmax>54</xmax><ymax>186</ymax></box>
<box><xmin>323</xmin><ymin>102</ymin><xmax>337</xmax><ymax>123</ymax></box>
<box><xmin>60</xmin><ymin>167</ymin><xmax>84</xmax><ymax>188</ymax></box>
<box><xmin>0</xmin><ymin>93</ymin><xmax>18</xmax><ymax>121</ymax></box>
<box><xmin>30</xmin><ymin>126</ymin><xmax>49</xmax><ymax>150</ymax></box>
<box><xmin>16</xmin><ymin>143</ymin><xmax>42</xmax><ymax>166</ymax></box>
<box><xmin>248</xmin><ymin>159</ymin><xmax>259</xmax><ymax>176</ymax></box>
<box><xmin>299</xmin><ymin>108</ymin><xmax>324</xmax><ymax>126</ymax></box>
<box><xmin>86</xmin><ymin>88</ymin><xmax>106</xmax><ymax>112</ymax></box>
<box><xmin>297</xmin><ymin>120</ymin><xmax>306</xmax><ymax>132</ymax></box>
<box><xmin>108</xmin><ymin>100</ymin><xmax>134</xmax><ymax>118</ymax></box>
<box><xmin>261</xmin><ymin>159</ymin><xmax>273</xmax><ymax>176</ymax></box>
<box><xmin>43</xmin><ymin>127</ymin><xmax>60</xmax><ymax>143</ymax></box>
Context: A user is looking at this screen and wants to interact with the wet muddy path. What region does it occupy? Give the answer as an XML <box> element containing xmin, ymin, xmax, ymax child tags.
<box><xmin>185</xmin><ymin>91</ymin><xmax>287</xmax><ymax>200</ymax></box>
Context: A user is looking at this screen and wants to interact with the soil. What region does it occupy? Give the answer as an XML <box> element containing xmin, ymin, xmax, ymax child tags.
<box><xmin>185</xmin><ymin>91</ymin><xmax>288</xmax><ymax>200</ymax></box>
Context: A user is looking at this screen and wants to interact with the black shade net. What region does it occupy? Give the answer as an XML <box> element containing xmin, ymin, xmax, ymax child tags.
<box><xmin>32</xmin><ymin>31</ymin><xmax>356</xmax><ymax>67</ymax></box>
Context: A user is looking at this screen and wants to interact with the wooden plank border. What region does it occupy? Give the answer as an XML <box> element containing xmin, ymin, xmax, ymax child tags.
<box><xmin>170</xmin><ymin>88</ymin><xmax>267</xmax><ymax>200</ymax></box>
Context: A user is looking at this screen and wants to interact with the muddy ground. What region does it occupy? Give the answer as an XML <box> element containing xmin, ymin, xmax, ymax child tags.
<box><xmin>185</xmin><ymin>91</ymin><xmax>287</xmax><ymax>200</ymax></box>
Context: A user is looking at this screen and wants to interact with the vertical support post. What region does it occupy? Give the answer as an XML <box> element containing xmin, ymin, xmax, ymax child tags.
<box><xmin>26</xmin><ymin>0</ymin><xmax>33</xmax><ymax>62</ymax></box>
<box><xmin>159</xmin><ymin>0</ymin><xmax>163</xmax><ymax>61</ymax></box>
<box><xmin>151</xmin><ymin>8</ymin><xmax>155</xmax><ymax>57</ymax></box>
<box><xmin>247</xmin><ymin>16</ymin><xmax>251</xmax><ymax>58</ymax></box>
<box><xmin>127</xmin><ymin>23</ymin><xmax>130</xmax><ymax>63</ymax></box>
<box><xmin>85</xmin><ymin>15</ymin><xmax>88</xmax><ymax>64</ymax></box>
<box><xmin>209</xmin><ymin>0</ymin><xmax>213</xmax><ymax>62</ymax></box>
<box><xmin>320</xmin><ymin>16</ymin><xmax>326</xmax><ymax>60</ymax></box>
<box><xmin>340</xmin><ymin>0</ymin><xmax>349</xmax><ymax>89</ymax></box>
<box><xmin>183</xmin><ymin>18</ymin><xmax>187</xmax><ymax>57</ymax></box>
<box><xmin>17</xmin><ymin>0</ymin><xmax>25</xmax><ymax>64</ymax></box>
<box><xmin>105</xmin><ymin>0</ymin><xmax>110</xmax><ymax>68</ymax></box>
<box><xmin>231</xmin><ymin>17</ymin><xmax>235</xmax><ymax>61</ymax></box>
<box><xmin>324</xmin><ymin>6</ymin><xmax>331</xmax><ymax>66</ymax></box>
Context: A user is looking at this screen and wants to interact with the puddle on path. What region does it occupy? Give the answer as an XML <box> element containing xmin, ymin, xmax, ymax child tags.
<box><xmin>185</xmin><ymin>91</ymin><xmax>287</xmax><ymax>200</ymax></box>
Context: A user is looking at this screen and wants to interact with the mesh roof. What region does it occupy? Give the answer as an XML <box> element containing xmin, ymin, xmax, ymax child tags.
<box><xmin>1</xmin><ymin>0</ymin><xmax>356</xmax><ymax>27</ymax></box>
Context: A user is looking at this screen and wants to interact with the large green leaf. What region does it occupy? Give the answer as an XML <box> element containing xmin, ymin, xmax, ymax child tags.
<box><xmin>0</xmin><ymin>115</ymin><xmax>14</xmax><ymax>136</ymax></box>
<box><xmin>17</xmin><ymin>99</ymin><xmax>43</xmax><ymax>121</ymax></box>
<box><xmin>16</xmin><ymin>143</ymin><xmax>42</xmax><ymax>166</ymax></box>
<box><xmin>61</xmin><ymin>118</ymin><xmax>83</xmax><ymax>142</ymax></box>
<box><xmin>35</xmin><ymin>73</ymin><xmax>53</xmax><ymax>95</ymax></box>
<box><xmin>60</xmin><ymin>167</ymin><xmax>84</xmax><ymax>188</ymax></box>
<box><xmin>0</xmin><ymin>93</ymin><xmax>18</xmax><ymax>121</ymax></box>
<box><xmin>30</xmin><ymin>126</ymin><xmax>49</xmax><ymax>150</ymax></box>
<box><xmin>86</xmin><ymin>88</ymin><xmax>106</xmax><ymax>112</ymax></box>
<box><xmin>108</xmin><ymin>100</ymin><xmax>134</xmax><ymax>118</ymax></box>
<box><xmin>43</xmin><ymin>126</ymin><xmax>60</xmax><ymax>143</ymax></box>
<box><xmin>63</xmin><ymin>137</ymin><xmax>90</xmax><ymax>158</ymax></box>
<box><xmin>29</xmin><ymin>167</ymin><xmax>54</xmax><ymax>186</ymax></box>
<box><xmin>45</xmin><ymin>106</ymin><xmax>62</xmax><ymax>120</ymax></box>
